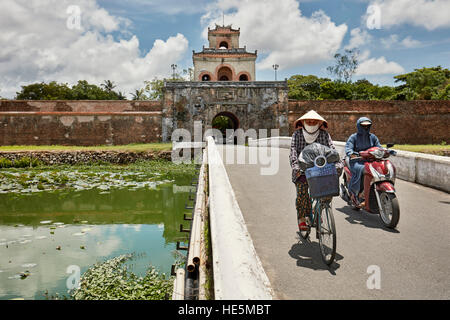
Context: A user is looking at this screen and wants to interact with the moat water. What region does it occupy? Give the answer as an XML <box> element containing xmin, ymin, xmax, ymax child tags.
<box><xmin>0</xmin><ymin>175</ymin><xmax>194</xmax><ymax>300</ymax></box>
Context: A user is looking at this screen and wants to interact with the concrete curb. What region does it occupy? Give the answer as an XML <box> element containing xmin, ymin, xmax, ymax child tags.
<box><xmin>207</xmin><ymin>137</ymin><xmax>274</xmax><ymax>300</ymax></box>
<box><xmin>249</xmin><ymin>137</ymin><xmax>449</xmax><ymax>193</ymax></box>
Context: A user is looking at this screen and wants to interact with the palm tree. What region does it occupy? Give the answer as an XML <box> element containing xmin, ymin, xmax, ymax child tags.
<box><xmin>130</xmin><ymin>89</ymin><xmax>146</xmax><ymax>101</ymax></box>
<box><xmin>101</xmin><ymin>80</ymin><xmax>116</xmax><ymax>93</ymax></box>
<box><xmin>117</xmin><ymin>91</ymin><xmax>127</xmax><ymax>100</ymax></box>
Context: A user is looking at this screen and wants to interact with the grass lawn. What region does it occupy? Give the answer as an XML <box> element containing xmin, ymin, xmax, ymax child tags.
<box><xmin>384</xmin><ymin>144</ymin><xmax>449</xmax><ymax>156</ymax></box>
<box><xmin>0</xmin><ymin>143</ymin><xmax>172</xmax><ymax>152</ymax></box>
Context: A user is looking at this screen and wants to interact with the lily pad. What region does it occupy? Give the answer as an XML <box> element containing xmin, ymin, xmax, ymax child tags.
<box><xmin>21</xmin><ymin>263</ymin><xmax>37</xmax><ymax>268</ymax></box>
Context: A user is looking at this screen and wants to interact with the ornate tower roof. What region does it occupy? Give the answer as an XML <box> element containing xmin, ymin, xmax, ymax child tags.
<box><xmin>193</xmin><ymin>25</ymin><xmax>257</xmax><ymax>82</ymax></box>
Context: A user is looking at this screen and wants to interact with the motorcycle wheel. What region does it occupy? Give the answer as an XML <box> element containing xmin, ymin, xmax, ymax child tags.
<box><xmin>379</xmin><ymin>192</ymin><xmax>400</xmax><ymax>229</ymax></box>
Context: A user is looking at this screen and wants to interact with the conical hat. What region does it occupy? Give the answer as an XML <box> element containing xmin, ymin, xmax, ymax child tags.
<box><xmin>294</xmin><ymin>110</ymin><xmax>328</xmax><ymax>128</ymax></box>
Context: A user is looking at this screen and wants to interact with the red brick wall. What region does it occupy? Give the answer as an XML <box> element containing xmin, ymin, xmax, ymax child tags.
<box><xmin>288</xmin><ymin>100</ymin><xmax>450</xmax><ymax>144</ymax></box>
<box><xmin>0</xmin><ymin>101</ymin><xmax>163</xmax><ymax>146</ymax></box>
<box><xmin>1</xmin><ymin>100</ymin><xmax>448</xmax><ymax>145</ymax></box>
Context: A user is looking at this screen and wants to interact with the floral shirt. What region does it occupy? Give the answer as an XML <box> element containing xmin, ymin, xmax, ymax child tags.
<box><xmin>289</xmin><ymin>129</ymin><xmax>335</xmax><ymax>183</ymax></box>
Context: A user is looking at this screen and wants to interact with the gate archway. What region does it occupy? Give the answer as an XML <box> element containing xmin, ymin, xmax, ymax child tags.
<box><xmin>212</xmin><ymin>111</ymin><xmax>239</xmax><ymax>144</ymax></box>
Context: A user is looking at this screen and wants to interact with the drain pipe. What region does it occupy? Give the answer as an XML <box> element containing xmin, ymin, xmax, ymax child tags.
<box><xmin>172</xmin><ymin>268</ymin><xmax>185</xmax><ymax>300</ymax></box>
<box><xmin>184</xmin><ymin>150</ymin><xmax>207</xmax><ymax>300</ymax></box>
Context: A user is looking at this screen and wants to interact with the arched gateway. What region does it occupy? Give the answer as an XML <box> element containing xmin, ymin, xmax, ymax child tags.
<box><xmin>161</xmin><ymin>81</ymin><xmax>289</xmax><ymax>142</ymax></box>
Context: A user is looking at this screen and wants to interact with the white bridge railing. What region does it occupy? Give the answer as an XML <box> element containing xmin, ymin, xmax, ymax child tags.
<box><xmin>207</xmin><ymin>136</ymin><xmax>274</xmax><ymax>300</ymax></box>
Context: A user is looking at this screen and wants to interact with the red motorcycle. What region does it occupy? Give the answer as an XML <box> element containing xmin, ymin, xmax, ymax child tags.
<box><xmin>340</xmin><ymin>144</ymin><xmax>400</xmax><ymax>229</ymax></box>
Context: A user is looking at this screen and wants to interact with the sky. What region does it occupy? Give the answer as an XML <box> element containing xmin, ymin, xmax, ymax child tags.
<box><xmin>1</xmin><ymin>0</ymin><xmax>449</xmax><ymax>99</ymax></box>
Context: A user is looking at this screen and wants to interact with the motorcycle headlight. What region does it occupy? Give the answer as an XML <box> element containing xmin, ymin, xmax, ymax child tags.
<box><xmin>370</xmin><ymin>149</ymin><xmax>385</xmax><ymax>159</ymax></box>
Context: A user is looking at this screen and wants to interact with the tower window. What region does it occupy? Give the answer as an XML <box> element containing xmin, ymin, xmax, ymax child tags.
<box><xmin>219</xmin><ymin>41</ymin><xmax>229</xmax><ymax>49</ymax></box>
<box><xmin>239</xmin><ymin>74</ymin><xmax>249</xmax><ymax>81</ymax></box>
<box><xmin>202</xmin><ymin>74</ymin><xmax>211</xmax><ymax>81</ymax></box>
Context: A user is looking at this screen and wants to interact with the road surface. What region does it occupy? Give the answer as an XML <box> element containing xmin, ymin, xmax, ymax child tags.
<box><xmin>219</xmin><ymin>145</ymin><xmax>450</xmax><ymax>299</ymax></box>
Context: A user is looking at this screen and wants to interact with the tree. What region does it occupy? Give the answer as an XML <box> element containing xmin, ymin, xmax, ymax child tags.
<box><xmin>394</xmin><ymin>66</ymin><xmax>450</xmax><ymax>100</ymax></box>
<box><xmin>433</xmin><ymin>83</ymin><xmax>450</xmax><ymax>100</ymax></box>
<box><xmin>16</xmin><ymin>80</ymin><xmax>126</xmax><ymax>100</ymax></box>
<box><xmin>130</xmin><ymin>89</ymin><xmax>147</xmax><ymax>101</ymax></box>
<box><xmin>327</xmin><ymin>49</ymin><xmax>359</xmax><ymax>83</ymax></box>
<box><xmin>71</xmin><ymin>80</ymin><xmax>113</xmax><ymax>100</ymax></box>
<box><xmin>16</xmin><ymin>81</ymin><xmax>75</xmax><ymax>100</ymax></box>
<box><xmin>319</xmin><ymin>81</ymin><xmax>353</xmax><ymax>100</ymax></box>
<box><xmin>101</xmin><ymin>80</ymin><xmax>117</xmax><ymax>93</ymax></box>
<box><xmin>143</xmin><ymin>79</ymin><xmax>165</xmax><ymax>101</ymax></box>
<box><xmin>287</xmin><ymin>75</ymin><xmax>330</xmax><ymax>100</ymax></box>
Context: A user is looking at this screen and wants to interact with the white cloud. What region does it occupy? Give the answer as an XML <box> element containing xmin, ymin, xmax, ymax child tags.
<box><xmin>367</xmin><ymin>0</ymin><xmax>450</xmax><ymax>30</ymax></box>
<box><xmin>0</xmin><ymin>0</ymin><xmax>189</xmax><ymax>98</ymax></box>
<box><xmin>201</xmin><ymin>0</ymin><xmax>348</xmax><ymax>70</ymax></box>
<box><xmin>356</xmin><ymin>55</ymin><xmax>405</xmax><ymax>75</ymax></box>
<box><xmin>381</xmin><ymin>34</ymin><xmax>422</xmax><ymax>49</ymax></box>
<box><xmin>345</xmin><ymin>28</ymin><xmax>372</xmax><ymax>50</ymax></box>
<box><xmin>400</xmin><ymin>36</ymin><xmax>422</xmax><ymax>48</ymax></box>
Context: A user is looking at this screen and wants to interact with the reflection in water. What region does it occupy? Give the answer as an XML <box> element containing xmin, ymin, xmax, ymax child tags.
<box><xmin>0</xmin><ymin>177</ymin><xmax>193</xmax><ymax>300</ymax></box>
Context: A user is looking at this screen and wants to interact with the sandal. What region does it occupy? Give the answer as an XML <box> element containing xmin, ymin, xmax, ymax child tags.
<box><xmin>299</xmin><ymin>221</ymin><xmax>309</xmax><ymax>231</ymax></box>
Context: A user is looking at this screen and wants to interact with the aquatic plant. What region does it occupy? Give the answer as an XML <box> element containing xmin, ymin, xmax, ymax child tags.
<box><xmin>70</xmin><ymin>254</ymin><xmax>174</xmax><ymax>300</ymax></box>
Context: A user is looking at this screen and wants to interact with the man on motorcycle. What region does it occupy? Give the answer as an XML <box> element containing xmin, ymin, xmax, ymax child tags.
<box><xmin>345</xmin><ymin>117</ymin><xmax>382</xmax><ymax>207</ymax></box>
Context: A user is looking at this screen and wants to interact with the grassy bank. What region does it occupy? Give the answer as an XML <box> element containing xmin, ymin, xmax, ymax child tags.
<box><xmin>385</xmin><ymin>144</ymin><xmax>449</xmax><ymax>156</ymax></box>
<box><xmin>0</xmin><ymin>143</ymin><xmax>172</xmax><ymax>152</ymax></box>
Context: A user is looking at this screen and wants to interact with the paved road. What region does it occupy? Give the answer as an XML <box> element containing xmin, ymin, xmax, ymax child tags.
<box><xmin>219</xmin><ymin>145</ymin><xmax>450</xmax><ymax>299</ymax></box>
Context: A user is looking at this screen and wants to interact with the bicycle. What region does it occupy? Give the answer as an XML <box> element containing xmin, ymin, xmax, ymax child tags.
<box><xmin>297</xmin><ymin>154</ymin><xmax>338</xmax><ymax>266</ymax></box>
<box><xmin>298</xmin><ymin>197</ymin><xmax>337</xmax><ymax>266</ymax></box>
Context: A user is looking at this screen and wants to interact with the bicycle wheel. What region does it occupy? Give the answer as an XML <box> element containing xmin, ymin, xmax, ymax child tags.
<box><xmin>318</xmin><ymin>201</ymin><xmax>337</xmax><ymax>266</ymax></box>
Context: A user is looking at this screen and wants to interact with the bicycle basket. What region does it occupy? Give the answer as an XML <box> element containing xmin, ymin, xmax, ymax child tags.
<box><xmin>305</xmin><ymin>163</ymin><xmax>339</xmax><ymax>198</ymax></box>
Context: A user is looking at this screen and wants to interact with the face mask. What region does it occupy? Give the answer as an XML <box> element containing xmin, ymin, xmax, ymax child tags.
<box><xmin>361</xmin><ymin>125</ymin><xmax>371</xmax><ymax>132</ymax></box>
<box><xmin>304</xmin><ymin>123</ymin><xmax>320</xmax><ymax>134</ymax></box>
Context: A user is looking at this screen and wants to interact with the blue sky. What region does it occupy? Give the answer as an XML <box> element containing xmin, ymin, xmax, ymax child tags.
<box><xmin>99</xmin><ymin>0</ymin><xmax>450</xmax><ymax>85</ymax></box>
<box><xmin>1</xmin><ymin>0</ymin><xmax>449</xmax><ymax>98</ymax></box>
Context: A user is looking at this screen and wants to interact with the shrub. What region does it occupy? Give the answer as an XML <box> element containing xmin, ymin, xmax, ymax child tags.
<box><xmin>0</xmin><ymin>158</ymin><xmax>13</xmax><ymax>168</ymax></box>
<box><xmin>13</xmin><ymin>157</ymin><xmax>42</xmax><ymax>168</ymax></box>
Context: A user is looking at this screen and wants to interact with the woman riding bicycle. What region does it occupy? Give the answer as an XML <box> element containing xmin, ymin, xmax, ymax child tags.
<box><xmin>289</xmin><ymin>110</ymin><xmax>337</xmax><ymax>231</ymax></box>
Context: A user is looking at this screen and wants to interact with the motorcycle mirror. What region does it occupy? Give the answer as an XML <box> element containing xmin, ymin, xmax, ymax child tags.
<box><xmin>386</xmin><ymin>143</ymin><xmax>395</xmax><ymax>148</ymax></box>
